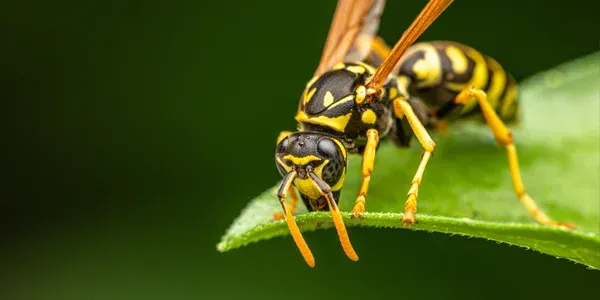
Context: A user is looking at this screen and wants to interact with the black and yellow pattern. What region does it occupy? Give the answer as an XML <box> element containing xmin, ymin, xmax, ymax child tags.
<box><xmin>396</xmin><ymin>41</ymin><xmax>519</xmax><ymax>123</ymax></box>
<box><xmin>272</xmin><ymin>0</ymin><xmax>574</xmax><ymax>269</ymax></box>
<box><xmin>295</xmin><ymin>62</ymin><xmax>394</xmax><ymax>142</ymax></box>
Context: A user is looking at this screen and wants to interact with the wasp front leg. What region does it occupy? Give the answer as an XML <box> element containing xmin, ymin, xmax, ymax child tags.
<box><xmin>392</xmin><ymin>96</ymin><xmax>436</xmax><ymax>225</ymax></box>
<box><xmin>273</xmin><ymin>185</ymin><xmax>299</xmax><ymax>220</ymax></box>
<box><xmin>273</xmin><ymin>130</ymin><xmax>301</xmax><ymax>220</ymax></box>
<box><xmin>351</xmin><ymin>128</ymin><xmax>380</xmax><ymax>219</ymax></box>
<box><xmin>454</xmin><ymin>86</ymin><xmax>576</xmax><ymax>229</ymax></box>
<box><xmin>308</xmin><ymin>172</ymin><xmax>359</xmax><ymax>262</ymax></box>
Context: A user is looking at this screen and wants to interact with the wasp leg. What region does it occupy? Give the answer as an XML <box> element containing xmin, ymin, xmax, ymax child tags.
<box><xmin>274</xmin><ymin>130</ymin><xmax>299</xmax><ymax>220</ymax></box>
<box><xmin>392</xmin><ymin>96</ymin><xmax>436</xmax><ymax>225</ymax></box>
<box><xmin>351</xmin><ymin>129</ymin><xmax>379</xmax><ymax>219</ymax></box>
<box><xmin>278</xmin><ymin>171</ymin><xmax>315</xmax><ymax>267</ymax></box>
<box><xmin>273</xmin><ymin>185</ymin><xmax>298</xmax><ymax>220</ymax></box>
<box><xmin>454</xmin><ymin>86</ymin><xmax>576</xmax><ymax>229</ymax></box>
<box><xmin>309</xmin><ymin>172</ymin><xmax>359</xmax><ymax>262</ymax></box>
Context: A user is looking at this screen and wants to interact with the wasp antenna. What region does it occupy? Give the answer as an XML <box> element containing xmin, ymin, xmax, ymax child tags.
<box><xmin>277</xmin><ymin>171</ymin><xmax>315</xmax><ymax>267</ymax></box>
<box><xmin>308</xmin><ymin>172</ymin><xmax>359</xmax><ymax>261</ymax></box>
<box><xmin>368</xmin><ymin>0</ymin><xmax>453</xmax><ymax>91</ymax></box>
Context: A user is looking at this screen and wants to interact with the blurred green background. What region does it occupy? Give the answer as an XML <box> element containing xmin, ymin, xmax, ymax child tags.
<box><xmin>2</xmin><ymin>0</ymin><xmax>599</xmax><ymax>299</ymax></box>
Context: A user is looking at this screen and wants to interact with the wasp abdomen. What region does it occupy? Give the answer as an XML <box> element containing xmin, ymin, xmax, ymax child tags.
<box><xmin>398</xmin><ymin>41</ymin><xmax>519</xmax><ymax>122</ymax></box>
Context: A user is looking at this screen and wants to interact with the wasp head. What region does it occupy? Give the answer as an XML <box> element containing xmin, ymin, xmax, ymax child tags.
<box><xmin>275</xmin><ymin>131</ymin><xmax>347</xmax><ymax>203</ymax></box>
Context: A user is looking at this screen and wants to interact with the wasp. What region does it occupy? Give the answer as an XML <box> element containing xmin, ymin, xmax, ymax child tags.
<box><xmin>272</xmin><ymin>0</ymin><xmax>576</xmax><ymax>268</ymax></box>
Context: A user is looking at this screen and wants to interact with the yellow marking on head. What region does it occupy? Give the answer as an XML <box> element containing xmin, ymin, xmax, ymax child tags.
<box><xmin>295</xmin><ymin>159</ymin><xmax>345</xmax><ymax>197</ymax></box>
<box><xmin>303</xmin><ymin>87</ymin><xmax>317</xmax><ymax>105</ymax></box>
<box><xmin>293</xmin><ymin>178</ymin><xmax>322</xmax><ymax>199</ymax></box>
<box><xmin>331</xmin><ymin>138</ymin><xmax>347</xmax><ymax>160</ymax></box>
<box><xmin>355</xmin><ymin>85</ymin><xmax>366</xmax><ymax>104</ymax></box>
<box><xmin>500</xmin><ymin>83</ymin><xmax>518</xmax><ymax>119</ymax></box>
<box><xmin>330</xmin><ymin>172</ymin><xmax>346</xmax><ymax>191</ymax></box>
<box><xmin>445</xmin><ymin>46</ymin><xmax>468</xmax><ymax>74</ymax></box>
<box><xmin>295</xmin><ymin>110</ymin><xmax>352</xmax><ymax>132</ymax></box>
<box><xmin>294</xmin><ymin>159</ymin><xmax>330</xmax><ymax>200</ymax></box>
<box><xmin>276</xmin><ymin>156</ymin><xmax>292</xmax><ymax>173</ymax></box>
<box><xmin>402</xmin><ymin>43</ymin><xmax>441</xmax><ymax>89</ymax></box>
<box><xmin>323</xmin><ymin>91</ymin><xmax>334</xmax><ymax>107</ymax></box>
<box><xmin>276</xmin><ymin>131</ymin><xmax>292</xmax><ymax>144</ymax></box>
<box><xmin>332</xmin><ymin>63</ymin><xmax>346</xmax><ymax>70</ymax></box>
<box><xmin>313</xmin><ymin>159</ymin><xmax>328</xmax><ymax>178</ymax></box>
<box><xmin>283</xmin><ymin>155</ymin><xmax>321</xmax><ymax>165</ymax></box>
<box><xmin>346</xmin><ymin>65</ymin><xmax>366</xmax><ymax>74</ymax></box>
<box><xmin>361</xmin><ymin>109</ymin><xmax>377</xmax><ymax>124</ymax></box>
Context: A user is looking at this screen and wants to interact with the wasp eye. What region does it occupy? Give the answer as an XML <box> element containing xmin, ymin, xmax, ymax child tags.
<box><xmin>317</xmin><ymin>138</ymin><xmax>338</xmax><ymax>158</ymax></box>
<box><xmin>276</xmin><ymin>137</ymin><xmax>290</xmax><ymax>154</ymax></box>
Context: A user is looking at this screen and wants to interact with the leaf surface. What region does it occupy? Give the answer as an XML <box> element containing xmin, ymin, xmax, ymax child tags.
<box><xmin>217</xmin><ymin>52</ymin><xmax>600</xmax><ymax>269</ymax></box>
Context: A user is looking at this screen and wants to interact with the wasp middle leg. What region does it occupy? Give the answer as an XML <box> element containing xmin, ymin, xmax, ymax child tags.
<box><xmin>392</xmin><ymin>96</ymin><xmax>436</xmax><ymax>225</ymax></box>
<box><xmin>454</xmin><ymin>86</ymin><xmax>576</xmax><ymax>229</ymax></box>
<box><xmin>351</xmin><ymin>128</ymin><xmax>380</xmax><ymax>219</ymax></box>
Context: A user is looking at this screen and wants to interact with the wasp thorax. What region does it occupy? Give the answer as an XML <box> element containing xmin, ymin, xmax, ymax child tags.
<box><xmin>275</xmin><ymin>132</ymin><xmax>347</xmax><ymax>187</ymax></box>
<box><xmin>301</xmin><ymin>62</ymin><xmax>375</xmax><ymax>116</ymax></box>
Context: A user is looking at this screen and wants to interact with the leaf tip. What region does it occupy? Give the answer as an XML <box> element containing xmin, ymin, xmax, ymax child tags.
<box><xmin>216</xmin><ymin>241</ymin><xmax>227</xmax><ymax>252</ymax></box>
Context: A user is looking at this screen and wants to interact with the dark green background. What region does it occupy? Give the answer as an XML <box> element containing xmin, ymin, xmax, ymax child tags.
<box><xmin>2</xmin><ymin>0</ymin><xmax>599</xmax><ymax>299</ymax></box>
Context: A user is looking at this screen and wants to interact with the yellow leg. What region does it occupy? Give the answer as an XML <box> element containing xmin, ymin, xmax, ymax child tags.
<box><xmin>273</xmin><ymin>185</ymin><xmax>298</xmax><ymax>220</ymax></box>
<box><xmin>392</xmin><ymin>97</ymin><xmax>436</xmax><ymax>225</ymax></box>
<box><xmin>351</xmin><ymin>129</ymin><xmax>380</xmax><ymax>219</ymax></box>
<box><xmin>309</xmin><ymin>172</ymin><xmax>359</xmax><ymax>262</ymax></box>
<box><xmin>454</xmin><ymin>86</ymin><xmax>576</xmax><ymax>229</ymax></box>
<box><xmin>277</xmin><ymin>171</ymin><xmax>315</xmax><ymax>267</ymax></box>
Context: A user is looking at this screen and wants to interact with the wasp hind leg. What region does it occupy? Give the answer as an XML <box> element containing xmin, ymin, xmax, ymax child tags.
<box><xmin>351</xmin><ymin>129</ymin><xmax>380</xmax><ymax>219</ymax></box>
<box><xmin>454</xmin><ymin>86</ymin><xmax>576</xmax><ymax>229</ymax></box>
<box><xmin>392</xmin><ymin>97</ymin><xmax>436</xmax><ymax>225</ymax></box>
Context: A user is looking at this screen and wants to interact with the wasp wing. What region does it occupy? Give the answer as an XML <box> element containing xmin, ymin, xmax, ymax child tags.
<box><xmin>313</xmin><ymin>0</ymin><xmax>386</xmax><ymax>77</ymax></box>
<box><xmin>367</xmin><ymin>0</ymin><xmax>454</xmax><ymax>91</ymax></box>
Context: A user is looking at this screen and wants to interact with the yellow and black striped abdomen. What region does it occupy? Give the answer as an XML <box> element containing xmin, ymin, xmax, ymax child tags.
<box><xmin>397</xmin><ymin>41</ymin><xmax>519</xmax><ymax>123</ymax></box>
<box><xmin>460</xmin><ymin>48</ymin><xmax>519</xmax><ymax>122</ymax></box>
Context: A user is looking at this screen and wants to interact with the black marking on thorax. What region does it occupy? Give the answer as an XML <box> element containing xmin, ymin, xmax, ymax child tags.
<box><xmin>304</xmin><ymin>69</ymin><xmax>363</xmax><ymax>116</ymax></box>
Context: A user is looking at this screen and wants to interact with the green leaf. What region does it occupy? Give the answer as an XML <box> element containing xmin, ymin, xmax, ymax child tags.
<box><xmin>217</xmin><ymin>52</ymin><xmax>600</xmax><ymax>269</ymax></box>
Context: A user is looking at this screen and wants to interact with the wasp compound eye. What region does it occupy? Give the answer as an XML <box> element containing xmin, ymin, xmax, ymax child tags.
<box><xmin>317</xmin><ymin>138</ymin><xmax>338</xmax><ymax>158</ymax></box>
<box><xmin>276</xmin><ymin>136</ymin><xmax>290</xmax><ymax>154</ymax></box>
